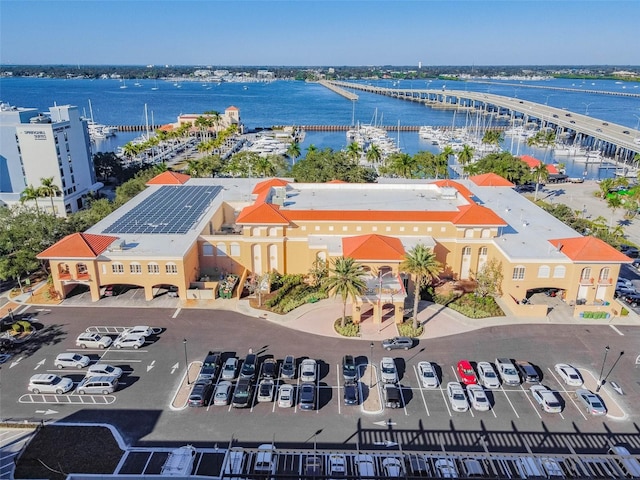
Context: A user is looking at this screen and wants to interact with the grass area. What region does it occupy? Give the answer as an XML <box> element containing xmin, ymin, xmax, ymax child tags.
<box><xmin>14</xmin><ymin>425</ymin><xmax>123</xmax><ymax>480</ymax></box>
<box><xmin>334</xmin><ymin>316</ymin><xmax>360</xmax><ymax>337</ymax></box>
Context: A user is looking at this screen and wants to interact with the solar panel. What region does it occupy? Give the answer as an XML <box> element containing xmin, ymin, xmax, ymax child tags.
<box><xmin>103</xmin><ymin>185</ymin><xmax>222</xmax><ymax>235</ymax></box>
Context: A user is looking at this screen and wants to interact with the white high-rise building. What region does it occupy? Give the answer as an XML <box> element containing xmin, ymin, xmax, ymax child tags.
<box><xmin>0</xmin><ymin>102</ymin><xmax>101</xmax><ymax>215</ymax></box>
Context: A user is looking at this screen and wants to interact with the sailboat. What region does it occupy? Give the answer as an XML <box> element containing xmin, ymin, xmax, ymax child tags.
<box><xmin>120</xmin><ymin>79</ymin><xmax>127</xmax><ymax>89</ymax></box>
<box><xmin>151</xmin><ymin>80</ymin><xmax>159</xmax><ymax>91</ymax></box>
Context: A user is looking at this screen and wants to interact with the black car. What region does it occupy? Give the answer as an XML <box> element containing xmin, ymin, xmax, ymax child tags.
<box><xmin>281</xmin><ymin>355</ymin><xmax>295</xmax><ymax>379</ymax></box>
<box><xmin>621</xmin><ymin>293</ymin><xmax>640</xmax><ymax>307</ymax></box>
<box><xmin>188</xmin><ymin>381</ymin><xmax>213</xmax><ymax>407</ymax></box>
<box><xmin>198</xmin><ymin>351</ymin><xmax>222</xmax><ymax>381</ymax></box>
<box><xmin>240</xmin><ymin>353</ymin><xmax>257</xmax><ymax>379</ymax></box>
<box><xmin>344</xmin><ymin>382</ymin><xmax>359</xmax><ymax>405</ymax></box>
<box><xmin>342</xmin><ymin>355</ymin><xmax>357</xmax><ymax>382</ymax></box>
<box><xmin>231</xmin><ymin>378</ymin><xmax>253</xmax><ymax>408</ymax></box>
<box><xmin>261</xmin><ymin>358</ymin><xmax>277</xmax><ymax>379</ymax></box>
<box><xmin>299</xmin><ymin>383</ymin><xmax>315</xmax><ymax>410</ymax></box>
<box><xmin>515</xmin><ymin>360</ymin><xmax>540</xmax><ymax>383</ymax></box>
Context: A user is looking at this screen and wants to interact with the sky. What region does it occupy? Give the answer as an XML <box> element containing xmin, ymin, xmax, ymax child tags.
<box><xmin>1</xmin><ymin>0</ymin><xmax>639</xmax><ymax>66</ymax></box>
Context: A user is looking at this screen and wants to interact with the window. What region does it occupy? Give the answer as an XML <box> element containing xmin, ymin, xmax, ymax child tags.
<box><xmin>413</xmin><ymin>227</ymin><xmax>419</xmax><ymax>232</ymax></box>
<box><xmin>580</xmin><ymin>267</ymin><xmax>592</xmax><ymax>282</ymax></box>
<box><xmin>230</xmin><ymin>243</ymin><xmax>241</xmax><ymax>256</ymax></box>
<box><xmin>148</xmin><ymin>263</ymin><xmax>160</xmax><ymax>274</ymax></box>
<box><xmin>112</xmin><ymin>263</ymin><xmax>124</xmax><ymax>274</ymax></box>
<box><xmin>203</xmin><ymin>244</ymin><xmax>214</xmax><ymax>256</ymax></box>
<box><xmin>314</xmin><ymin>226</ymin><xmax>320</xmax><ymax>231</ymax></box>
<box><xmin>512</xmin><ymin>266</ymin><xmax>525</xmax><ymax>280</ymax></box>
<box><xmin>400</xmin><ymin>227</ymin><xmax>405</xmax><ymax>232</ymax></box>
<box><xmin>385</xmin><ymin>226</ymin><xmax>391</xmax><ymax>232</ymax></box>
<box><xmin>216</xmin><ymin>243</ymin><xmax>227</xmax><ymax>257</ymax></box>
<box><xmin>537</xmin><ymin>265</ymin><xmax>550</xmax><ymax>278</ymax></box>
<box><xmin>598</xmin><ymin>267</ymin><xmax>610</xmax><ymax>283</ymax></box>
<box><xmin>130</xmin><ymin>263</ymin><xmax>142</xmax><ymax>274</ymax></box>
<box><xmin>356</xmin><ymin>226</ymin><xmax>362</xmax><ymax>232</ymax></box>
<box><xmin>77</xmin><ymin>263</ymin><xmax>88</xmax><ymax>274</ymax></box>
<box><xmin>465</xmin><ymin>229</ymin><xmax>474</xmax><ymax>238</ymax></box>
<box><xmin>268</xmin><ymin>227</ymin><xmax>278</xmax><ymax>237</ymax></box>
<box><xmin>342</xmin><ymin>226</ymin><xmax>348</xmax><ymax>232</ymax></box>
<box><xmin>329</xmin><ymin>226</ymin><xmax>334</xmax><ymax>231</ymax></box>
<box><xmin>166</xmin><ymin>263</ymin><xmax>178</xmax><ymax>274</ymax></box>
<box><xmin>482</xmin><ymin>229</ymin><xmax>491</xmax><ymax>238</ymax></box>
<box><xmin>440</xmin><ymin>227</ymin><xmax>446</xmax><ymax>232</ymax></box>
<box><xmin>372</xmin><ymin>226</ymin><xmax>378</xmax><ymax>232</ymax></box>
<box><xmin>479</xmin><ymin>247</ymin><xmax>488</xmax><ymax>256</ymax></box>
<box><xmin>462</xmin><ymin>247</ymin><xmax>471</xmax><ymax>256</ymax></box>
<box><xmin>553</xmin><ymin>266</ymin><xmax>566</xmax><ymax>278</ymax></box>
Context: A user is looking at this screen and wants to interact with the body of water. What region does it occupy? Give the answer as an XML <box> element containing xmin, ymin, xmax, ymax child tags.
<box><xmin>2</xmin><ymin>76</ymin><xmax>639</xmax><ymax>180</ymax></box>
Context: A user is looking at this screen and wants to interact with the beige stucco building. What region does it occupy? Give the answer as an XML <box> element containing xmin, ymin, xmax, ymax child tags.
<box><xmin>38</xmin><ymin>172</ymin><xmax>631</xmax><ymax>322</ymax></box>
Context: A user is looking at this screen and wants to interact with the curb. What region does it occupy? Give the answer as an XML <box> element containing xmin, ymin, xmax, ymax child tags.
<box><xmin>169</xmin><ymin>362</ymin><xmax>202</xmax><ymax>411</ymax></box>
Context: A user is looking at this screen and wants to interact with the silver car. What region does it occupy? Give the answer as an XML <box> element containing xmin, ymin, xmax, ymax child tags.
<box><xmin>418</xmin><ymin>361</ymin><xmax>439</xmax><ymax>388</ymax></box>
<box><xmin>380</xmin><ymin>357</ymin><xmax>398</xmax><ymax>383</ymax></box>
<box><xmin>477</xmin><ymin>361</ymin><xmax>500</xmax><ymax>389</ymax></box>
<box><xmin>213</xmin><ymin>380</ymin><xmax>232</xmax><ymax>406</ymax></box>
<box><xmin>447</xmin><ymin>382</ymin><xmax>469</xmax><ymax>412</ymax></box>
<box><xmin>54</xmin><ymin>353</ymin><xmax>90</xmax><ymax>369</ymax></box>
<box><xmin>300</xmin><ymin>358</ymin><xmax>317</xmax><ymax>383</ymax></box>
<box><xmin>530</xmin><ymin>385</ymin><xmax>562</xmax><ymax>413</ymax></box>
<box><xmin>467</xmin><ymin>384</ymin><xmax>491</xmax><ymax>411</ymax></box>
<box><xmin>576</xmin><ymin>388</ymin><xmax>607</xmax><ymax>416</ymax></box>
<box><xmin>85</xmin><ymin>364</ymin><xmax>123</xmax><ymax>378</ymax></box>
<box><xmin>221</xmin><ymin>357</ymin><xmax>238</xmax><ymax>380</ymax></box>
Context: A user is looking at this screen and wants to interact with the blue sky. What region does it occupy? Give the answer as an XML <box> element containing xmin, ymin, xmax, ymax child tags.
<box><xmin>1</xmin><ymin>1</ymin><xmax>638</xmax><ymax>66</ymax></box>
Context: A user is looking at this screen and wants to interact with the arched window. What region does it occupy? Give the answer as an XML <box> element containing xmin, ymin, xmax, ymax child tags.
<box><xmin>166</xmin><ymin>263</ymin><xmax>178</xmax><ymax>274</ymax></box>
<box><xmin>230</xmin><ymin>243</ymin><xmax>241</xmax><ymax>256</ymax></box>
<box><xmin>553</xmin><ymin>265</ymin><xmax>566</xmax><ymax>278</ymax></box>
<box><xmin>512</xmin><ymin>266</ymin><xmax>525</xmax><ymax>280</ymax></box>
<box><xmin>130</xmin><ymin>263</ymin><xmax>142</xmax><ymax>274</ymax></box>
<box><xmin>537</xmin><ymin>265</ymin><xmax>550</xmax><ymax>278</ymax></box>
<box><xmin>268</xmin><ymin>227</ymin><xmax>278</xmax><ymax>237</ymax></box>
<box><xmin>598</xmin><ymin>267</ymin><xmax>610</xmax><ymax>283</ymax></box>
<box><xmin>481</xmin><ymin>229</ymin><xmax>491</xmax><ymax>238</ymax></box>
<box><xmin>111</xmin><ymin>263</ymin><xmax>124</xmax><ymax>274</ymax></box>
<box><xmin>479</xmin><ymin>247</ymin><xmax>488</xmax><ymax>256</ymax></box>
<box><xmin>580</xmin><ymin>267</ymin><xmax>592</xmax><ymax>282</ymax></box>
<box><xmin>464</xmin><ymin>229</ymin><xmax>474</xmax><ymax>238</ymax></box>
<box><xmin>462</xmin><ymin>247</ymin><xmax>471</xmax><ymax>256</ymax></box>
<box><xmin>216</xmin><ymin>243</ymin><xmax>227</xmax><ymax>257</ymax></box>
<box><xmin>148</xmin><ymin>263</ymin><xmax>160</xmax><ymax>274</ymax></box>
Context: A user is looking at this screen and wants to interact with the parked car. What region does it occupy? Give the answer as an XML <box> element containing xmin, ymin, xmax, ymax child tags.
<box><xmin>299</xmin><ymin>383</ymin><xmax>315</xmax><ymax>410</ymax></box>
<box><xmin>112</xmin><ymin>333</ymin><xmax>145</xmax><ymax>349</ymax></box>
<box><xmin>253</xmin><ymin>444</ymin><xmax>277</xmax><ymax>476</ymax></box>
<box><xmin>76</xmin><ymin>332</ymin><xmax>112</xmax><ymax>349</ymax></box>
<box><xmin>239</xmin><ymin>353</ymin><xmax>257</xmax><ymax>379</ymax></box>
<box><xmin>457</xmin><ymin>359</ymin><xmax>478</xmax><ymax>385</ymax></box>
<box><xmin>495</xmin><ymin>358</ymin><xmax>521</xmax><ymax>386</ymax></box>
<box><xmin>77</xmin><ymin>375</ymin><xmax>118</xmax><ymax>395</ymax></box>
<box><xmin>231</xmin><ymin>378</ymin><xmax>253</xmax><ymax>408</ymax></box>
<box><xmin>327</xmin><ymin>454</ymin><xmax>347</xmax><ymax>479</ymax></box>
<box><xmin>261</xmin><ymin>358</ymin><xmax>277</xmax><ymax>379</ymax></box>
<box><xmin>188</xmin><ymin>381</ymin><xmax>213</xmax><ymax>407</ymax></box>
<box><xmin>198</xmin><ymin>351</ymin><xmax>222</xmax><ymax>381</ymax></box>
<box><xmin>515</xmin><ymin>360</ymin><xmax>540</xmax><ymax>383</ymax></box>
<box><xmin>343</xmin><ymin>382</ymin><xmax>359</xmax><ymax>405</ymax></box>
<box><xmin>220</xmin><ymin>357</ymin><xmax>238</xmax><ymax>380</ymax></box>
<box><xmin>342</xmin><ymin>354</ymin><xmax>357</xmax><ymax>382</ymax></box>
<box><xmin>257</xmin><ymin>379</ymin><xmax>275</xmax><ymax>402</ymax></box>
<box><xmin>380</xmin><ymin>357</ymin><xmax>398</xmax><ymax>383</ymax></box>
<box><xmin>277</xmin><ymin>384</ymin><xmax>294</xmax><ymax>408</ymax></box>
<box><xmin>530</xmin><ymin>385</ymin><xmax>563</xmax><ymax>413</ymax></box>
<box><xmin>303</xmin><ymin>455</ymin><xmax>323</xmax><ymax>477</ymax></box>
<box><xmin>621</xmin><ymin>293</ymin><xmax>640</xmax><ymax>307</ymax></box>
<box><xmin>281</xmin><ymin>354</ymin><xmax>296</xmax><ymax>379</ymax></box>
<box><xmin>354</xmin><ymin>454</ymin><xmax>376</xmax><ymax>477</ymax></box>
<box><xmin>477</xmin><ymin>361</ymin><xmax>500</xmax><ymax>389</ymax></box>
<box><xmin>418</xmin><ymin>361</ymin><xmax>439</xmax><ymax>388</ymax></box>
<box><xmin>300</xmin><ymin>358</ymin><xmax>317</xmax><ymax>383</ymax></box>
<box><xmin>28</xmin><ymin>374</ymin><xmax>73</xmax><ymax>394</ymax></box>
<box><xmin>124</xmin><ymin>325</ymin><xmax>153</xmax><ymax>337</ymax></box>
<box><xmin>447</xmin><ymin>382</ymin><xmax>469</xmax><ymax>412</ymax></box>
<box><xmin>85</xmin><ymin>364</ymin><xmax>123</xmax><ymax>378</ymax></box>
<box><xmin>575</xmin><ymin>389</ymin><xmax>607</xmax><ymax>416</ymax></box>
<box><xmin>466</xmin><ymin>384</ymin><xmax>491</xmax><ymax>411</ymax></box>
<box><xmin>213</xmin><ymin>381</ymin><xmax>232</xmax><ymax>406</ymax></box>
<box><xmin>554</xmin><ymin>363</ymin><xmax>583</xmax><ymax>387</ymax></box>
<box><xmin>616</xmin><ymin>278</ymin><xmax>634</xmax><ymax>289</ymax></box>
<box><xmin>382</xmin><ymin>457</ymin><xmax>405</xmax><ymax>477</ymax></box>
<box><xmin>383</xmin><ymin>383</ymin><xmax>402</xmax><ymax>408</ymax></box>
<box><xmin>54</xmin><ymin>353</ymin><xmax>90</xmax><ymax>369</ymax></box>
<box><xmin>435</xmin><ymin>458</ymin><xmax>459</xmax><ymax>478</ymax></box>
<box><xmin>382</xmin><ymin>336</ymin><xmax>413</xmax><ymax>351</ymax></box>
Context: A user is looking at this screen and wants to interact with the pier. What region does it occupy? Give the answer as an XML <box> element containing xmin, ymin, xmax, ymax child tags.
<box><xmin>317</xmin><ymin>80</ymin><xmax>359</xmax><ymax>101</ymax></box>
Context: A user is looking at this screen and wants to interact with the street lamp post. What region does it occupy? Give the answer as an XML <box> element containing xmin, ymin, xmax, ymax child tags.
<box><xmin>596</xmin><ymin>345</ymin><xmax>610</xmax><ymax>392</ymax></box>
<box><xmin>633</xmin><ymin>114</ymin><xmax>640</xmax><ymax>131</ymax></box>
<box><xmin>598</xmin><ymin>351</ymin><xmax>624</xmax><ymax>392</ymax></box>
<box><xmin>183</xmin><ymin>338</ymin><xmax>190</xmax><ymax>385</ymax></box>
<box><xmin>369</xmin><ymin>342</ymin><xmax>374</xmax><ymax>387</ymax></box>
<box><xmin>582</xmin><ymin>102</ymin><xmax>593</xmax><ymax>116</ymax></box>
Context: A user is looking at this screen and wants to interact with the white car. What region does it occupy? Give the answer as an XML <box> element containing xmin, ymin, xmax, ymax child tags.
<box><xmin>76</xmin><ymin>333</ymin><xmax>112</xmax><ymax>349</ymax></box>
<box><xmin>327</xmin><ymin>453</ymin><xmax>347</xmax><ymax>480</ymax></box>
<box><xmin>530</xmin><ymin>385</ymin><xmax>563</xmax><ymax>413</ymax></box>
<box><xmin>277</xmin><ymin>384</ymin><xmax>294</xmax><ymax>408</ymax></box>
<box><xmin>380</xmin><ymin>357</ymin><xmax>398</xmax><ymax>383</ymax></box>
<box><xmin>213</xmin><ymin>381</ymin><xmax>232</xmax><ymax>406</ymax></box>
<box><xmin>300</xmin><ymin>358</ymin><xmax>317</xmax><ymax>383</ymax></box>
<box><xmin>124</xmin><ymin>325</ymin><xmax>153</xmax><ymax>337</ymax></box>
<box><xmin>382</xmin><ymin>457</ymin><xmax>405</xmax><ymax>477</ymax></box>
<box><xmin>54</xmin><ymin>353</ymin><xmax>90</xmax><ymax>369</ymax></box>
<box><xmin>418</xmin><ymin>361</ymin><xmax>439</xmax><ymax>388</ymax></box>
<box><xmin>554</xmin><ymin>363</ymin><xmax>583</xmax><ymax>387</ymax></box>
<box><xmin>28</xmin><ymin>374</ymin><xmax>74</xmax><ymax>394</ymax></box>
<box><xmin>495</xmin><ymin>358</ymin><xmax>521</xmax><ymax>386</ymax></box>
<box><xmin>113</xmin><ymin>333</ymin><xmax>145</xmax><ymax>349</ymax></box>
<box><xmin>467</xmin><ymin>384</ymin><xmax>491</xmax><ymax>411</ymax></box>
<box><xmin>447</xmin><ymin>382</ymin><xmax>469</xmax><ymax>412</ymax></box>
<box><xmin>85</xmin><ymin>364</ymin><xmax>123</xmax><ymax>378</ymax></box>
<box><xmin>354</xmin><ymin>454</ymin><xmax>375</xmax><ymax>477</ymax></box>
<box><xmin>435</xmin><ymin>458</ymin><xmax>459</xmax><ymax>478</ymax></box>
<box><xmin>477</xmin><ymin>361</ymin><xmax>500</xmax><ymax>389</ymax></box>
<box><xmin>221</xmin><ymin>357</ymin><xmax>238</xmax><ymax>380</ymax></box>
<box><xmin>257</xmin><ymin>379</ymin><xmax>275</xmax><ymax>402</ymax></box>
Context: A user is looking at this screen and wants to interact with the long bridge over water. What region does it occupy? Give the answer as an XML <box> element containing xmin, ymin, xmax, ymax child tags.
<box><xmin>322</xmin><ymin>80</ymin><xmax>640</xmax><ymax>162</ymax></box>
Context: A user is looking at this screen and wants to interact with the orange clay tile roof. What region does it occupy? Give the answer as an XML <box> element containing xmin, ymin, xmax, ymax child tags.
<box><xmin>251</xmin><ymin>178</ymin><xmax>290</xmax><ymax>195</ymax></box>
<box><xmin>469</xmin><ymin>173</ymin><xmax>515</xmax><ymax>187</ymax></box>
<box><xmin>343</xmin><ymin>234</ymin><xmax>405</xmax><ymax>261</ymax></box>
<box><xmin>235</xmin><ymin>202</ymin><xmax>290</xmax><ymax>225</ymax></box>
<box><xmin>520</xmin><ymin>155</ymin><xmax>559</xmax><ymax>174</ymax></box>
<box><xmin>452</xmin><ymin>204</ymin><xmax>507</xmax><ymax>226</ymax></box>
<box><xmin>326</xmin><ymin>179</ymin><xmax>348</xmax><ymax>184</ymax></box>
<box><xmin>37</xmin><ymin>233</ymin><xmax>118</xmax><ymax>259</ymax></box>
<box><xmin>226</xmin><ymin>106</ymin><xmax>239</xmax><ymax>111</ymax></box>
<box><xmin>146</xmin><ymin>171</ymin><xmax>191</xmax><ymax>185</ymax></box>
<box><xmin>157</xmin><ymin>124</ymin><xmax>174</xmax><ymax>132</ymax></box>
<box><xmin>548</xmin><ymin>237</ymin><xmax>632</xmax><ymax>263</ymax></box>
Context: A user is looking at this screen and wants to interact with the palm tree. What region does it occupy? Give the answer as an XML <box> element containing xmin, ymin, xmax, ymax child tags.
<box><xmin>400</xmin><ymin>244</ymin><xmax>443</xmax><ymax>330</ymax></box>
<box><xmin>387</xmin><ymin>153</ymin><xmax>417</xmax><ymax>178</ymax></box>
<box><xmin>253</xmin><ymin>156</ymin><xmax>277</xmax><ymax>178</ymax></box>
<box><xmin>482</xmin><ymin>130</ymin><xmax>503</xmax><ymax>148</ymax></box>
<box><xmin>20</xmin><ymin>184</ymin><xmax>41</xmax><ymax>214</ymax></box>
<box><xmin>607</xmin><ymin>194</ymin><xmax>623</xmax><ymax>229</ymax></box>
<box><xmin>531</xmin><ymin>162</ymin><xmax>549</xmax><ymax>201</ymax></box>
<box><xmin>306</xmin><ymin>144</ymin><xmax>318</xmax><ymax>155</ymax></box>
<box><xmin>286</xmin><ymin>142</ymin><xmax>301</xmax><ymax>165</ymax></box>
<box><xmin>527</xmin><ymin>129</ymin><xmax>556</xmax><ymax>163</ymax></box>
<box><xmin>457</xmin><ymin>144</ymin><xmax>474</xmax><ymax>177</ymax></box>
<box><xmin>346</xmin><ymin>142</ymin><xmax>362</xmax><ymax>162</ymax></box>
<box><xmin>322</xmin><ymin>257</ymin><xmax>367</xmax><ymax>328</ymax></box>
<box><xmin>366</xmin><ymin>144</ymin><xmax>382</xmax><ymax>164</ymax></box>
<box><xmin>38</xmin><ymin>177</ymin><xmax>61</xmax><ymax>214</ymax></box>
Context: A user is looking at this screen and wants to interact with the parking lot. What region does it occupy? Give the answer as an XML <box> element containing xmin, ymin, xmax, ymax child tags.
<box><xmin>1</xmin><ymin>305</ymin><xmax>638</xmax><ymax>454</ymax></box>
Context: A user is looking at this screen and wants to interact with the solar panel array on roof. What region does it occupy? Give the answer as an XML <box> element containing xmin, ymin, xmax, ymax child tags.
<box><xmin>103</xmin><ymin>185</ymin><xmax>222</xmax><ymax>235</ymax></box>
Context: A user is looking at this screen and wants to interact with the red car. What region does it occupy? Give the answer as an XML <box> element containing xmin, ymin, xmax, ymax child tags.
<box><xmin>457</xmin><ymin>360</ymin><xmax>478</xmax><ymax>385</ymax></box>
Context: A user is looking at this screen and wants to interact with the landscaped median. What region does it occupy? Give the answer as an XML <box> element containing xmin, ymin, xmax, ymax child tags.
<box><xmin>169</xmin><ymin>361</ymin><xmax>203</xmax><ymax>411</ymax></box>
<box><xmin>359</xmin><ymin>364</ymin><xmax>383</xmax><ymax>415</ymax></box>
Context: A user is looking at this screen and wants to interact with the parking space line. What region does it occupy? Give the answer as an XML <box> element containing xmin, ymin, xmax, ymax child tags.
<box><xmin>397</xmin><ymin>385</ymin><xmax>409</xmax><ymax>416</ymax></box>
<box><xmin>412</xmin><ymin>365</ymin><xmax>430</xmax><ymax>416</ymax></box>
<box><xmin>499</xmin><ymin>387</ymin><xmax>520</xmax><ymax>418</ymax></box>
<box><xmin>546</xmin><ymin>368</ymin><xmax>587</xmax><ymax>420</ymax></box>
<box><xmin>438</xmin><ymin>386</ymin><xmax>452</xmax><ymax>417</ymax></box>
<box><xmin>450</xmin><ymin>365</ymin><xmax>474</xmax><ymax>417</ymax></box>
<box><xmin>335</xmin><ymin>364</ymin><xmax>341</xmax><ymax>415</ymax></box>
<box><xmin>609</xmin><ymin>324</ymin><xmax>624</xmax><ymax>336</ymax></box>
<box><xmin>172</xmin><ymin>308</ymin><xmax>181</xmax><ymax>319</ymax></box>
<box><xmin>520</xmin><ymin>385</ymin><xmax>542</xmax><ymax>419</ymax></box>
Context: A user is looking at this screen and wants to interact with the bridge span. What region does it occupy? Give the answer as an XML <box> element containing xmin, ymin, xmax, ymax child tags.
<box><xmin>323</xmin><ymin>80</ymin><xmax>640</xmax><ymax>163</ymax></box>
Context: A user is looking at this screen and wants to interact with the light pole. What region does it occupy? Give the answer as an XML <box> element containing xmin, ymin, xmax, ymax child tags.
<box><xmin>598</xmin><ymin>351</ymin><xmax>624</xmax><ymax>392</ymax></box>
<box><xmin>369</xmin><ymin>342</ymin><xmax>374</xmax><ymax>387</ymax></box>
<box><xmin>183</xmin><ymin>338</ymin><xmax>190</xmax><ymax>385</ymax></box>
<box><xmin>544</xmin><ymin>94</ymin><xmax>553</xmax><ymax>105</ymax></box>
<box><xmin>582</xmin><ymin>102</ymin><xmax>593</xmax><ymax>116</ymax></box>
<box><xmin>633</xmin><ymin>114</ymin><xmax>640</xmax><ymax>131</ymax></box>
<box><xmin>596</xmin><ymin>345</ymin><xmax>610</xmax><ymax>392</ymax></box>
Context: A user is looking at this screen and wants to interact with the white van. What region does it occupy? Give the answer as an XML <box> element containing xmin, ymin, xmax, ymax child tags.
<box><xmin>161</xmin><ymin>445</ymin><xmax>196</xmax><ymax>476</ymax></box>
<box><xmin>609</xmin><ymin>446</ymin><xmax>640</xmax><ymax>478</ymax></box>
<box><xmin>76</xmin><ymin>375</ymin><xmax>118</xmax><ymax>395</ymax></box>
<box><xmin>223</xmin><ymin>449</ymin><xmax>245</xmax><ymax>480</ymax></box>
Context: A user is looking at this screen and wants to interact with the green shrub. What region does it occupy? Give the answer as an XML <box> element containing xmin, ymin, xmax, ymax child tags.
<box><xmin>334</xmin><ymin>317</ymin><xmax>360</xmax><ymax>337</ymax></box>
<box><xmin>397</xmin><ymin>322</ymin><xmax>423</xmax><ymax>338</ymax></box>
<box><xmin>621</xmin><ymin>307</ymin><xmax>629</xmax><ymax>316</ymax></box>
<box><xmin>446</xmin><ymin>293</ymin><xmax>505</xmax><ymax>318</ymax></box>
<box><xmin>433</xmin><ymin>292</ymin><xmax>457</xmax><ymax>305</ymax></box>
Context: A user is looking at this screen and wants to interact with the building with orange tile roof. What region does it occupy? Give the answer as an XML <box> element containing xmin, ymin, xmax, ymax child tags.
<box><xmin>39</xmin><ymin>173</ymin><xmax>630</xmax><ymax>320</ymax></box>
